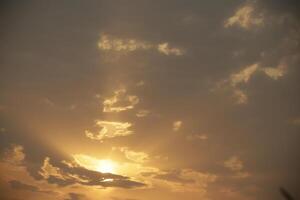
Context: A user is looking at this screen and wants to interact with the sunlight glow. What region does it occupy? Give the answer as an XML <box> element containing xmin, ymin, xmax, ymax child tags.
<box><xmin>97</xmin><ymin>159</ymin><xmax>116</xmax><ymax>173</ymax></box>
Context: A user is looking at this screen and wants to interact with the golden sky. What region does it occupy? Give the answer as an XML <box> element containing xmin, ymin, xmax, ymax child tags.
<box><xmin>0</xmin><ymin>1</ymin><xmax>300</xmax><ymax>200</ymax></box>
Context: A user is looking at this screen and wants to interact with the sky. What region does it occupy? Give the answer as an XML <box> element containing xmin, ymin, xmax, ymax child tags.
<box><xmin>0</xmin><ymin>0</ymin><xmax>300</xmax><ymax>200</ymax></box>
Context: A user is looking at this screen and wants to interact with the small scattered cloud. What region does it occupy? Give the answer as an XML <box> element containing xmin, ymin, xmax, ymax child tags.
<box><xmin>136</xmin><ymin>109</ymin><xmax>150</xmax><ymax>118</ymax></box>
<box><xmin>157</xmin><ymin>43</ymin><xmax>185</xmax><ymax>56</ymax></box>
<box><xmin>173</xmin><ymin>121</ymin><xmax>183</xmax><ymax>132</ymax></box>
<box><xmin>216</xmin><ymin>61</ymin><xmax>287</xmax><ymax>104</ymax></box>
<box><xmin>224</xmin><ymin>156</ymin><xmax>250</xmax><ymax>178</ymax></box>
<box><xmin>224</xmin><ymin>2</ymin><xmax>264</xmax><ymax>29</ymax></box>
<box><xmin>98</xmin><ymin>34</ymin><xmax>185</xmax><ymax>56</ymax></box>
<box><xmin>224</xmin><ymin>156</ymin><xmax>244</xmax><ymax>171</ymax></box>
<box><xmin>136</xmin><ymin>81</ymin><xmax>145</xmax><ymax>87</ymax></box>
<box><xmin>2</xmin><ymin>144</ymin><xmax>25</xmax><ymax>165</ymax></box>
<box><xmin>114</xmin><ymin>147</ymin><xmax>149</xmax><ymax>163</ymax></box>
<box><xmin>103</xmin><ymin>88</ymin><xmax>139</xmax><ymax>113</ymax></box>
<box><xmin>98</xmin><ymin>34</ymin><xmax>152</xmax><ymax>52</ymax></box>
<box><xmin>85</xmin><ymin>121</ymin><xmax>133</xmax><ymax>141</ymax></box>
<box><xmin>260</xmin><ymin>61</ymin><xmax>287</xmax><ymax>80</ymax></box>
<box><xmin>186</xmin><ymin>134</ymin><xmax>208</xmax><ymax>141</ymax></box>
<box><xmin>229</xmin><ymin>63</ymin><xmax>259</xmax><ymax>87</ymax></box>
<box><xmin>233</xmin><ymin>89</ymin><xmax>248</xmax><ymax>105</ymax></box>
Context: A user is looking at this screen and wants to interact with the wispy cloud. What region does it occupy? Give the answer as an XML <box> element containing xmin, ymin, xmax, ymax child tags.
<box><xmin>103</xmin><ymin>88</ymin><xmax>139</xmax><ymax>113</ymax></box>
<box><xmin>114</xmin><ymin>147</ymin><xmax>149</xmax><ymax>163</ymax></box>
<box><xmin>216</xmin><ymin>61</ymin><xmax>288</xmax><ymax>104</ymax></box>
<box><xmin>98</xmin><ymin>34</ymin><xmax>185</xmax><ymax>56</ymax></box>
<box><xmin>224</xmin><ymin>156</ymin><xmax>250</xmax><ymax>178</ymax></box>
<box><xmin>2</xmin><ymin>144</ymin><xmax>25</xmax><ymax>165</ymax></box>
<box><xmin>173</xmin><ymin>121</ymin><xmax>183</xmax><ymax>132</ymax></box>
<box><xmin>186</xmin><ymin>134</ymin><xmax>208</xmax><ymax>141</ymax></box>
<box><xmin>85</xmin><ymin>120</ymin><xmax>133</xmax><ymax>141</ymax></box>
<box><xmin>224</xmin><ymin>2</ymin><xmax>264</xmax><ymax>29</ymax></box>
<box><xmin>260</xmin><ymin>61</ymin><xmax>287</xmax><ymax>80</ymax></box>
<box><xmin>136</xmin><ymin>109</ymin><xmax>150</xmax><ymax>117</ymax></box>
<box><xmin>145</xmin><ymin>169</ymin><xmax>217</xmax><ymax>193</ymax></box>
<box><xmin>157</xmin><ymin>43</ymin><xmax>185</xmax><ymax>56</ymax></box>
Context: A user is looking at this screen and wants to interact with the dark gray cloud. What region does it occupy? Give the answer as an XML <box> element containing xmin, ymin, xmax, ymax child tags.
<box><xmin>65</xmin><ymin>192</ymin><xmax>86</xmax><ymax>200</ymax></box>
<box><xmin>9</xmin><ymin>180</ymin><xmax>56</xmax><ymax>195</ymax></box>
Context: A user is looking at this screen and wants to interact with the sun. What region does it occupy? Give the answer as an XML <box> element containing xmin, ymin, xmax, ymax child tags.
<box><xmin>97</xmin><ymin>159</ymin><xmax>116</xmax><ymax>173</ymax></box>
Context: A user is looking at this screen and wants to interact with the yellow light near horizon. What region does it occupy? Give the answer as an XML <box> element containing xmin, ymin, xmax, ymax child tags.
<box><xmin>97</xmin><ymin>159</ymin><xmax>116</xmax><ymax>173</ymax></box>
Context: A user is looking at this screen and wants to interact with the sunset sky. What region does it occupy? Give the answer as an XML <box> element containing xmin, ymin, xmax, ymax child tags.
<box><xmin>0</xmin><ymin>1</ymin><xmax>300</xmax><ymax>200</ymax></box>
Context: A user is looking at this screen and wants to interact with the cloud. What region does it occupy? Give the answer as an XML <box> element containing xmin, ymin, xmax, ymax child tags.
<box><xmin>115</xmin><ymin>147</ymin><xmax>149</xmax><ymax>163</ymax></box>
<box><xmin>85</xmin><ymin>121</ymin><xmax>133</xmax><ymax>141</ymax></box>
<box><xmin>9</xmin><ymin>180</ymin><xmax>55</xmax><ymax>195</ymax></box>
<box><xmin>260</xmin><ymin>61</ymin><xmax>287</xmax><ymax>80</ymax></box>
<box><xmin>39</xmin><ymin>157</ymin><xmax>65</xmax><ymax>180</ymax></box>
<box><xmin>103</xmin><ymin>88</ymin><xmax>139</xmax><ymax>113</ymax></box>
<box><xmin>98</xmin><ymin>34</ymin><xmax>152</xmax><ymax>52</ymax></box>
<box><xmin>98</xmin><ymin>34</ymin><xmax>184</xmax><ymax>56</ymax></box>
<box><xmin>229</xmin><ymin>63</ymin><xmax>259</xmax><ymax>87</ymax></box>
<box><xmin>38</xmin><ymin>157</ymin><xmax>146</xmax><ymax>188</ymax></box>
<box><xmin>136</xmin><ymin>109</ymin><xmax>150</xmax><ymax>117</ymax></box>
<box><xmin>135</xmin><ymin>81</ymin><xmax>145</xmax><ymax>87</ymax></box>
<box><xmin>216</xmin><ymin>63</ymin><xmax>259</xmax><ymax>104</ymax></box>
<box><xmin>173</xmin><ymin>121</ymin><xmax>183</xmax><ymax>132</ymax></box>
<box><xmin>216</xmin><ymin>61</ymin><xmax>288</xmax><ymax>104</ymax></box>
<box><xmin>9</xmin><ymin>180</ymin><xmax>39</xmax><ymax>192</ymax></box>
<box><xmin>157</xmin><ymin>43</ymin><xmax>184</xmax><ymax>56</ymax></box>
<box><xmin>224</xmin><ymin>156</ymin><xmax>244</xmax><ymax>171</ymax></box>
<box><xmin>224</xmin><ymin>2</ymin><xmax>264</xmax><ymax>29</ymax></box>
<box><xmin>146</xmin><ymin>169</ymin><xmax>217</xmax><ymax>193</ymax></box>
<box><xmin>65</xmin><ymin>193</ymin><xmax>86</xmax><ymax>200</ymax></box>
<box><xmin>186</xmin><ymin>134</ymin><xmax>208</xmax><ymax>141</ymax></box>
<box><xmin>233</xmin><ymin>89</ymin><xmax>248</xmax><ymax>104</ymax></box>
<box><xmin>2</xmin><ymin>144</ymin><xmax>25</xmax><ymax>165</ymax></box>
<box><xmin>224</xmin><ymin>156</ymin><xmax>250</xmax><ymax>179</ymax></box>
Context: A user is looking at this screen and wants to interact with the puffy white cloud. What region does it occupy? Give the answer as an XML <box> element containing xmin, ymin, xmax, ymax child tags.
<box><xmin>173</xmin><ymin>120</ymin><xmax>183</xmax><ymax>131</ymax></box>
<box><xmin>103</xmin><ymin>88</ymin><xmax>139</xmax><ymax>113</ymax></box>
<box><xmin>85</xmin><ymin>121</ymin><xmax>133</xmax><ymax>141</ymax></box>
<box><xmin>224</xmin><ymin>2</ymin><xmax>264</xmax><ymax>29</ymax></box>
